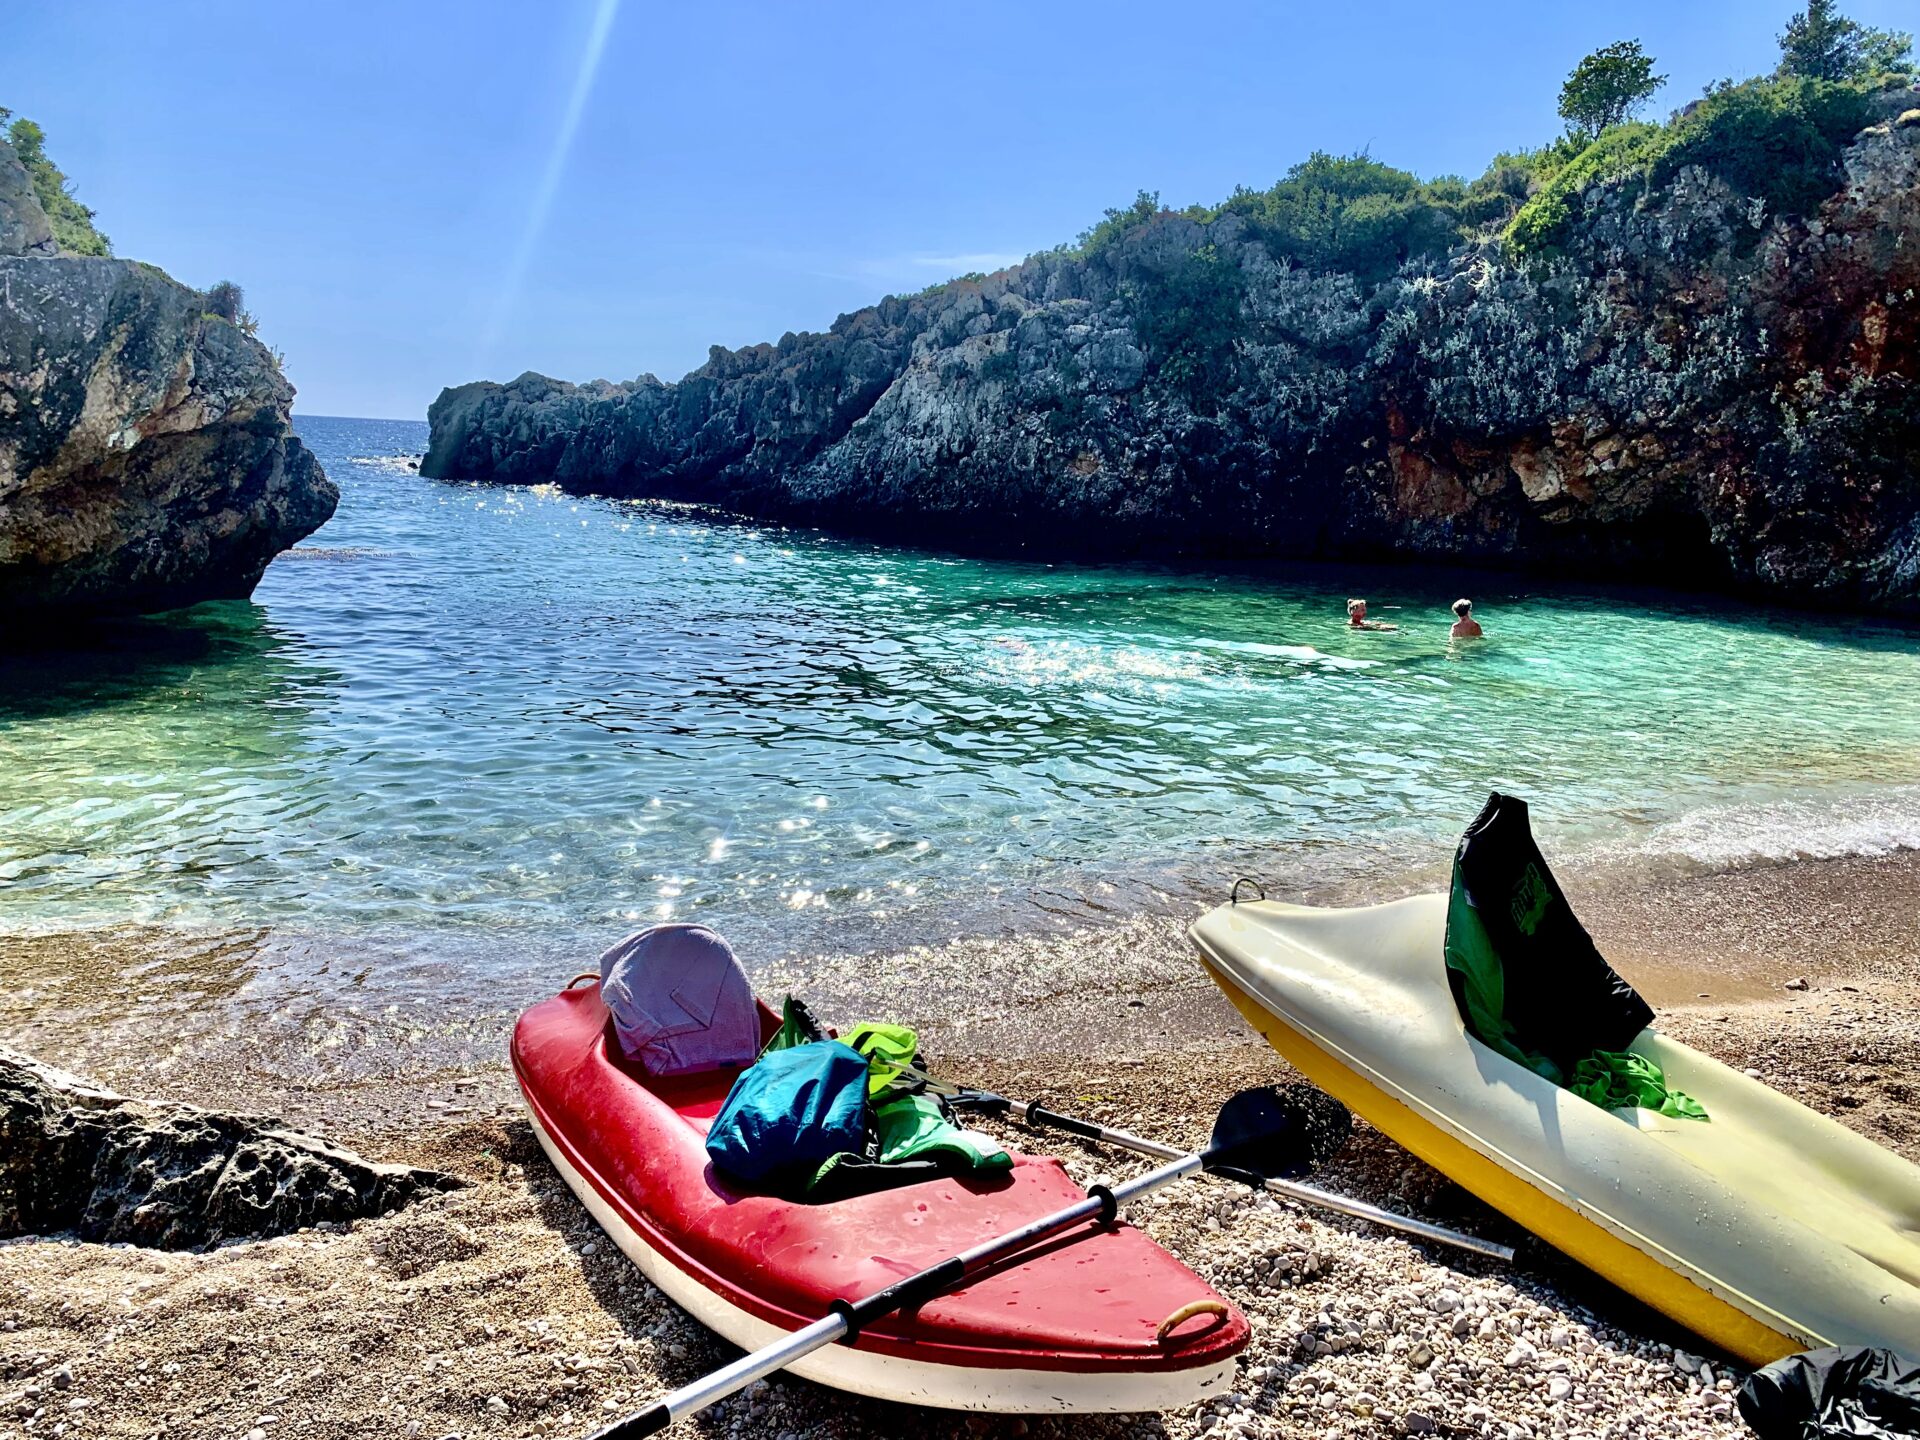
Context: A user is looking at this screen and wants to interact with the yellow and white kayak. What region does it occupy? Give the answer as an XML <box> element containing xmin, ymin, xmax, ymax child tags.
<box><xmin>1190</xmin><ymin>893</ymin><xmax>1920</xmax><ymax>1365</ymax></box>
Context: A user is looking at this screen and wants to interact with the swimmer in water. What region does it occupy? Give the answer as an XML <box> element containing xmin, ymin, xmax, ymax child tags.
<box><xmin>1449</xmin><ymin>598</ymin><xmax>1483</xmax><ymax>639</ymax></box>
<box><xmin>1346</xmin><ymin>598</ymin><xmax>1398</xmax><ymax>632</ymax></box>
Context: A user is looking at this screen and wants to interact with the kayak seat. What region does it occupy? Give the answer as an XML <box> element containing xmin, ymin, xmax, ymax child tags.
<box><xmin>598</xmin><ymin>923</ymin><xmax>763</xmax><ymax>1077</ymax></box>
<box><xmin>599</xmin><ymin>995</ymin><xmax>782</xmax><ymax>1125</ymax></box>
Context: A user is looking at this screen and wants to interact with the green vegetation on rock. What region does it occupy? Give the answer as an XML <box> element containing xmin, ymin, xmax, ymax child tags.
<box><xmin>1778</xmin><ymin>0</ymin><xmax>1912</xmax><ymax>83</ymax></box>
<box><xmin>1076</xmin><ymin>189</ymin><xmax>1164</xmax><ymax>256</ymax></box>
<box><xmin>1211</xmin><ymin>153</ymin><xmax>1520</xmax><ymax>285</ymax></box>
<box><xmin>1507</xmin><ymin>75</ymin><xmax>1875</xmax><ymax>255</ymax></box>
<box><xmin>1123</xmin><ymin>243</ymin><xmax>1245</xmax><ymax>407</ymax></box>
<box><xmin>0</xmin><ymin>108</ymin><xmax>110</xmax><ymax>256</ymax></box>
<box><xmin>1558</xmin><ymin>41</ymin><xmax>1667</xmax><ymax>139</ymax></box>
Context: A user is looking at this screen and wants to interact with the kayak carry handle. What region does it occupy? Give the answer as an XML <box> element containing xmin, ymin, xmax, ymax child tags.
<box><xmin>1230</xmin><ymin>877</ymin><xmax>1266</xmax><ymax>905</ymax></box>
<box><xmin>1155</xmin><ymin>1298</ymin><xmax>1230</xmax><ymax>1342</ymax></box>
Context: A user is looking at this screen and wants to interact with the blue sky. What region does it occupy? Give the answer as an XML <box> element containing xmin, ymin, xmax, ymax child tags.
<box><xmin>5</xmin><ymin>0</ymin><xmax>1907</xmax><ymax>418</ymax></box>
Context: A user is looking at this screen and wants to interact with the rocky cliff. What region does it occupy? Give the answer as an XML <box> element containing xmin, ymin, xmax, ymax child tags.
<box><xmin>426</xmin><ymin>87</ymin><xmax>1920</xmax><ymax>611</ymax></box>
<box><xmin>0</xmin><ymin>139</ymin><xmax>336</xmax><ymax>622</ymax></box>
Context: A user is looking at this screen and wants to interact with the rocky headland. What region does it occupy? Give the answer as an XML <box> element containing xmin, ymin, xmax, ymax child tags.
<box><xmin>0</xmin><ymin>134</ymin><xmax>335</xmax><ymax>622</ymax></box>
<box><xmin>427</xmin><ymin>79</ymin><xmax>1920</xmax><ymax>610</ymax></box>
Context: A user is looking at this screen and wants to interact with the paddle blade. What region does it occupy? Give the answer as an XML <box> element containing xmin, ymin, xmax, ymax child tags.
<box><xmin>1208</xmin><ymin>1084</ymin><xmax>1352</xmax><ymax>1179</ymax></box>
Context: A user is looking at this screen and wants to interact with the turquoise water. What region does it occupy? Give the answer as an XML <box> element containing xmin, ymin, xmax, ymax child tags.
<box><xmin>6</xmin><ymin>414</ymin><xmax>1920</xmax><ymax>970</ymax></box>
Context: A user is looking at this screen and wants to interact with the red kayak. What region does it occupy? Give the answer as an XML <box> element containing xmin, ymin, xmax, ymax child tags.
<box><xmin>512</xmin><ymin>980</ymin><xmax>1250</xmax><ymax>1413</ymax></box>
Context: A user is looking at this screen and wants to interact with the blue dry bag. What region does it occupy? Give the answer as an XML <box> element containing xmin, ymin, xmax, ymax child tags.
<box><xmin>704</xmin><ymin>1040</ymin><xmax>869</xmax><ymax>1188</ymax></box>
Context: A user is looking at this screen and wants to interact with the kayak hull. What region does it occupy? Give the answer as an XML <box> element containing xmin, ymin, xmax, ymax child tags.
<box><xmin>1191</xmin><ymin>894</ymin><xmax>1920</xmax><ymax>1365</ymax></box>
<box><xmin>513</xmin><ymin>984</ymin><xmax>1246</xmax><ymax>1413</ymax></box>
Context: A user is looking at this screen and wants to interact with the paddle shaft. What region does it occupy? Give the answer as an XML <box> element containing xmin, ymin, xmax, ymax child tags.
<box><xmin>939</xmin><ymin>1082</ymin><xmax>1514</xmax><ymax>1263</ymax></box>
<box><xmin>587</xmin><ymin>1148</ymin><xmax>1207</xmax><ymax>1439</ymax></box>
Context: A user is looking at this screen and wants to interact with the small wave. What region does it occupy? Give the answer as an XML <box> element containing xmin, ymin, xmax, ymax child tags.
<box><xmin>349</xmin><ymin>453</ymin><xmax>425</xmax><ymax>474</ymax></box>
<box><xmin>1588</xmin><ymin>784</ymin><xmax>1920</xmax><ymax>871</ymax></box>
<box><xmin>278</xmin><ymin>546</ymin><xmax>396</xmax><ymax>562</ymax></box>
<box><xmin>1190</xmin><ymin>637</ymin><xmax>1380</xmax><ymax>670</ymax></box>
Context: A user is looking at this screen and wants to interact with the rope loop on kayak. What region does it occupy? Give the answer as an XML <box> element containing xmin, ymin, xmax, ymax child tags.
<box><xmin>566</xmin><ymin>971</ymin><xmax>601</xmax><ymax>988</ymax></box>
<box><xmin>1230</xmin><ymin>877</ymin><xmax>1266</xmax><ymax>905</ymax></box>
<box><xmin>1155</xmin><ymin>1299</ymin><xmax>1230</xmax><ymax>1343</ymax></box>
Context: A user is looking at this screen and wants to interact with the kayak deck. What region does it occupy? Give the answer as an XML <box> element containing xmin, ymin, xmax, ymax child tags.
<box><xmin>513</xmin><ymin>985</ymin><xmax>1248</xmax><ymax>1412</ymax></box>
<box><xmin>1190</xmin><ymin>893</ymin><xmax>1920</xmax><ymax>1364</ymax></box>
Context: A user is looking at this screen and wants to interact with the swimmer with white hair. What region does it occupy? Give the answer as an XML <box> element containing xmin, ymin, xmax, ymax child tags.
<box><xmin>1450</xmin><ymin>598</ymin><xmax>1483</xmax><ymax>639</ymax></box>
<box><xmin>1346</xmin><ymin>598</ymin><xmax>1398</xmax><ymax>632</ymax></box>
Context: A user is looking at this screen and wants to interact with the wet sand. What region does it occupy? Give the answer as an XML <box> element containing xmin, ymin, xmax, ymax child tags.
<box><xmin>2</xmin><ymin>847</ymin><xmax>1917</xmax><ymax>1439</ymax></box>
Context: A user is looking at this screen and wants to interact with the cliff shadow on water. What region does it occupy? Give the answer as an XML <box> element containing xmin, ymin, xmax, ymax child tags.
<box><xmin>0</xmin><ymin>601</ymin><xmax>337</xmax><ymax>723</ymax></box>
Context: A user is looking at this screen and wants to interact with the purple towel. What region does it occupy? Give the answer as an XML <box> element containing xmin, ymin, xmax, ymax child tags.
<box><xmin>598</xmin><ymin>924</ymin><xmax>760</xmax><ymax>1076</ymax></box>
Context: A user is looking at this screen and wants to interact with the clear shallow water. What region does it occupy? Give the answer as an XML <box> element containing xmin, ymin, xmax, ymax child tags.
<box><xmin>5</xmin><ymin>414</ymin><xmax>1920</xmax><ymax>973</ymax></box>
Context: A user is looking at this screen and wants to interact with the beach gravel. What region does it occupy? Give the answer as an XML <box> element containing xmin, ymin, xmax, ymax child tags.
<box><xmin>1</xmin><ymin>850</ymin><xmax>1916</xmax><ymax>1438</ymax></box>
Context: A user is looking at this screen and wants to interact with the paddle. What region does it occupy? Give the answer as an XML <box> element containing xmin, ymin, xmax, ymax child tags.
<box><xmin>583</xmin><ymin>1103</ymin><xmax>1310</xmax><ymax>1438</ymax></box>
<box><xmin>932</xmin><ymin>1074</ymin><xmax>1515</xmax><ymax>1262</ymax></box>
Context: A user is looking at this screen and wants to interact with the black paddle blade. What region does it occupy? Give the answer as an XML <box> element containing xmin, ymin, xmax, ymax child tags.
<box><xmin>1208</xmin><ymin>1084</ymin><xmax>1352</xmax><ymax>1179</ymax></box>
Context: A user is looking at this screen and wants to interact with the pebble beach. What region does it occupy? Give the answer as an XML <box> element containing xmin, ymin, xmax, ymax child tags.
<box><xmin>4</xmin><ymin>846</ymin><xmax>1917</xmax><ymax>1440</ymax></box>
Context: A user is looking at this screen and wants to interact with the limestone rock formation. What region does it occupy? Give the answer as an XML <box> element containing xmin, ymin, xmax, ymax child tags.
<box><xmin>0</xmin><ymin>143</ymin><xmax>55</xmax><ymax>259</ymax></box>
<box><xmin>0</xmin><ymin>1048</ymin><xmax>461</xmax><ymax>1250</ymax></box>
<box><xmin>0</xmin><ymin>138</ymin><xmax>336</xmax><ymax>620</ymax></box>
<box><xmin>426</xmin><ymin>90</ymin><xmax>1920</xmax><ymax>612</ymax></box>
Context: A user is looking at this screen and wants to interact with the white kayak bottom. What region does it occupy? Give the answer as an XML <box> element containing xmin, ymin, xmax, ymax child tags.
<box><xmin>525</xmin><ymin>1105</ymin><xmax>1237</xmax><ymax>1414</ymax></box>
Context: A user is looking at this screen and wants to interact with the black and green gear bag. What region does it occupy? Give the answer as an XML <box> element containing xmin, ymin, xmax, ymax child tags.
<box><xmin>1443</xmin><ymin>792</ymin><xmax>1655</xmax><ymax>1080</ymax></box>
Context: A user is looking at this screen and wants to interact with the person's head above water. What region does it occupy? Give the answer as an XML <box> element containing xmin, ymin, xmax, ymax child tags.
<box><xmin>1347</xmin><ymin>597</ymin><xmax>1398</xmax><ymax>631</ymax></box>
<box><xmin>1451</xmin><ymin>599</ymin><xmax>1472</xmax><ymax>618</ymax></box>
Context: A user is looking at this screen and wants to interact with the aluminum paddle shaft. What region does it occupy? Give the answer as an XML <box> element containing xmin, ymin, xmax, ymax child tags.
<box><xmin>996</xmin><ymin>1097</ymin><xmax>1513</xmax><ymax>1262</ymax></box>
<box><xmin>586</xmin><ymin>1150</ymin><xmax>1206</xmax><ymax>1439</ymax></box>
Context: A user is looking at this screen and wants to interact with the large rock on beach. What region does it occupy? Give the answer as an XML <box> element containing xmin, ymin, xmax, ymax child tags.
<box><xmin>0</xmin><ymin>1049</ymin><xmax>461</xmax><ymax>1250</ymax></box>
<box><xmin>425</xmin><ymin>92</ymin><xmax>1920</xmax><ymax>612</ymax></box>
<box><xmin>0</xmin><ymin>138</ymin><xmax>336</xmax><ymax>621</ymax></box>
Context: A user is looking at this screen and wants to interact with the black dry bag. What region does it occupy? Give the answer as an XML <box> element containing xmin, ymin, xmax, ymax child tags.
<box><xmin>1739</xmin><ymin>1346</ymin><xmax>1920</xmax><ymax>1440</ymax></box>
<box><xmin>1444</xmin><ymin>792</ymin><xmax>1654</xmax><ymax>1079</ymax></box>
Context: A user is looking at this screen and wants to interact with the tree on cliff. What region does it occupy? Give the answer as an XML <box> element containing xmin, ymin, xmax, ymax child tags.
<box><xmin>1558</xmin><ymin>42</ymin><xmax>1666</xmax><ymax>139</ymax></box>
<box><xmin>1778</xmin><ymin>0</ymin><xmax>1913</xmax><ymax>82</ymax></box>
<box><xmin>3</xmin><ymin>112</ymin><xmax>110</xmax><ymax>256</ymax></box>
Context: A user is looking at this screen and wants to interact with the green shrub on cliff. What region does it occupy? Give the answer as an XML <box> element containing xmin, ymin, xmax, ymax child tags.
<box><xmin>1507</xmin><ymin>76</ymin><xmax>1874</xmax><ymax>256</ymax></box>
<box><xmin>1123</xmin><ymin>243</ymin><xmax>1245</xmax><ymax>405</ymax></box>
<box><xmin>1</xmin><ymin>111</ymin><xmax>111</xmax><ymax>256</ymax></box>
<box><xmin>1214</xmin><ymin>153</ymin><xmax>1517</xmax><ymax>285</ymax></box>
<box><xmin>203</xmin><ymin>279</ymin><xmax>262</xmax><ymax>336</ymax></box>
<box><xmin>1078</xmin><ymin>189</ymin><xmax>1163</xmax><ymax>255</ymax></box>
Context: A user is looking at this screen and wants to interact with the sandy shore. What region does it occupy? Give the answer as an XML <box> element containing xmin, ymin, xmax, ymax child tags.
<box><xmin>3</xmin><ymin>848</ymin><xmax>1917</xmax><ymax>1439</ymax></box>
